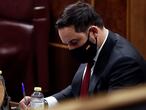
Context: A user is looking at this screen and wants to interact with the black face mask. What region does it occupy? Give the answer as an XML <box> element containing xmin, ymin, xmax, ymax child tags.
<box><xmin>70</xmin><ymin>36</ymin><xmax>97</xmax><ymax>63</ymax></box>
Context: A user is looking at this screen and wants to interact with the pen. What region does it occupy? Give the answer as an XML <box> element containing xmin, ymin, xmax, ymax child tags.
<box><xmin>21</xmin><ymin>82</ymin><xmax>29</xmax><ymax>106</ymax></box>
<box><xmin>21</xmin><ymin>82</ymin><xmax>26</xmax><ymax>97</ymax></box>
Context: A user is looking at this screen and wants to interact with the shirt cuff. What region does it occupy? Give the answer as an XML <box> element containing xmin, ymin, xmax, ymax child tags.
<box><xmin>44</xmin><ymin>96</ymin><xmax>58</xmax><ymax>108</ymax></box>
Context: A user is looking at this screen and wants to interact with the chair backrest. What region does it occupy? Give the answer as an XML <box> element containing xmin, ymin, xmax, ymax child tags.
<box><xmin>0</xmin><ymin>19</ymin><xmax>34</xmax><ymax>101</ymax></box>
<box><xmin>0</xmin><ymin>0</ymin><xmax>49</xmax><ymax>101</ymax></box>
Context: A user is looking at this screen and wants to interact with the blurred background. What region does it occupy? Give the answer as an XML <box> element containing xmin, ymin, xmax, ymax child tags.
<box><xmin>0</xmin><ymin>0</ymin><xmax>145</xmax><ymax>102</ymax></box>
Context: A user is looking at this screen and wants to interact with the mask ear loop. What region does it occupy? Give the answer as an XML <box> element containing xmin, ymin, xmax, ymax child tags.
<box><xmin>87</xmin><ymin>26</ymin><xmax>92</xmax><ymax>43</ymax></box>
<box><xmin>87</xmin><ymin>26</ymin><xmax>97</xmax><ymax>45</ymax></box>
<box><xmin>95</xmin><ymin>35</ymin><xmax>97</xmax><ymax>45</ymax></box>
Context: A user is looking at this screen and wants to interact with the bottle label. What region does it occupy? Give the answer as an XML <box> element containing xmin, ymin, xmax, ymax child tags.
<box><xmin>30</xmin><ymin>102</ymin><xmax>44</xmax><ymax>110</ymax></box>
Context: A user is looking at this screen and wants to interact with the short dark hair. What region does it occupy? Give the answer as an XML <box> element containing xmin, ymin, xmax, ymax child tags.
<box><xmin>56</xmin><ymin>1</ymin><xmax>104</xmax><ymax>32</ymax></box>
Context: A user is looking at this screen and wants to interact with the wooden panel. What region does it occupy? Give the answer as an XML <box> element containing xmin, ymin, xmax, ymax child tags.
<box><xmin>94</xmin><ymin>0</ymin><xmax>127</xmax><ymax>37</ymax></box>
<box><xmin>127</xmin><ymin>0</ymin><xmax>146</xmax><ymax>59</ymax></box>
<box><xmin>0</xmin><ymin>0</ymin><xmax>33</xmax><ymax>21</ymax></box>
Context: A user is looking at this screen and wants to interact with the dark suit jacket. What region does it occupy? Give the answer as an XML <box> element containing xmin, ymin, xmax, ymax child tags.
<box><xmin>53</xmin><ymin>31</ymin><xmax>146</xmax><ymax>102</ymax></box>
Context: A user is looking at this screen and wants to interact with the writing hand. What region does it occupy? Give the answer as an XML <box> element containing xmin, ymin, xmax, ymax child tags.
<box><xmin>19</xmin><ymin>96</ymin><xmax>31</xmax><ymax>110</ymax></box>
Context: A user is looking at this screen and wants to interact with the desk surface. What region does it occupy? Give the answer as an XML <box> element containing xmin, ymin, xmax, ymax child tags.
<box><xmin>9</xmin><ymin>84</ymin><xmax>146</xmax><ymax>110</ymax></box>
<box><xmin>49</xmin><ymin>84</ymin><xmax>146</xmax><ymax>110</ymax></box>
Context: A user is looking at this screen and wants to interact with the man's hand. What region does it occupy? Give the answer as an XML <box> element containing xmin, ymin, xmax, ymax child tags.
<box><xmin>19</xmin><ymin>96</ymin><xmax>31</xmax><ymax>110</ymax></box>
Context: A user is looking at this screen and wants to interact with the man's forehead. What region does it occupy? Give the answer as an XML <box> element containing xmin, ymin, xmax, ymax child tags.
<box><xmin>58</xmin><ymin>26</ymin><xmax>77</xmax><ymax>43</ymax></box>
<box><xmin>58</xmin><ymin>26</ymin><xmax>75</xmax><ymax>33</ymax></box>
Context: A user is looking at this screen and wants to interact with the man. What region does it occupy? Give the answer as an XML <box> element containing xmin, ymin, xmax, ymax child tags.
<box><xmin>19</xmin><ymin>1</ymin><xmax>146</xmax><ymax>109</ymax></box>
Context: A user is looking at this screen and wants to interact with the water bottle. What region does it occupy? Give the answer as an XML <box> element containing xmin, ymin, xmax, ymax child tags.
<box><xmin>30</xmin><ymin>87</ymin><xmax>44</xmax><ymax>110</ymax></box>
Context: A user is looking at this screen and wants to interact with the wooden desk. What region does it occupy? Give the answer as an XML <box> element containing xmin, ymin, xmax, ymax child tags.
<box><xmin>9</xmin><ymin>101</ymin><xmax>49</xmax><ymax>110</ymax></box>
<box><xmin>49</xmin><ymin>84</ymin><xmax>146</xmax><ymax>110</ymax></box>
<box><xmin>8</xmin><ymin>84</ymin><xmax>146</xmax><ymax>110</ymax></box>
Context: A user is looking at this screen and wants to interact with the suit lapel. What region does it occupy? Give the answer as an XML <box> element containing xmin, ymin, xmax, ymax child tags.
<box><xmin>72</xmin><ymin>63</ymin><xmax>86</xmax><ymax>96</ymax></box>
<box><xmin>89</xmin><ymin>31</ymin><xmax>117</xmax><ymax>95</ymax></box>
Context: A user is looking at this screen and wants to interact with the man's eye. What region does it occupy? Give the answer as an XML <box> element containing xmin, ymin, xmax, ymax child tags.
<box><xmin>69</xmin><ymin>40</ymin><xmax>78</xmax><ymax>46</ymax></box>
<box><xmin>71</xmin><ymin>42</ymin><xmax>78</xmax><ymax>45</ymax></box>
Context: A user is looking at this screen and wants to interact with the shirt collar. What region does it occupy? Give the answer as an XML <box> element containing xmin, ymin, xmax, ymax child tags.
<box><xmin>93</xmin><ymin>28</ymin><xmax>109</xmax><ymax>62</ymax></box>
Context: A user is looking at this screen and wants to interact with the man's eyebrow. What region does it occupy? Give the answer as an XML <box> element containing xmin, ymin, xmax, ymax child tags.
<box><xmin>49</xmin><ymin>42</ymin><xmax>68</xmax><ymax>49</ymax></box>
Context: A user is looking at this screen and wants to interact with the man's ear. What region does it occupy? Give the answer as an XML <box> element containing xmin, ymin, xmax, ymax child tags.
<box><xmin>88</xmin><ymin>26</ymin><xmax>98</xmax><ymax>34</ymax></box>
<box><xmin>88</xmin><ymin>26</ymin><xmax>98</xmax><ymax>39</ymax></box>
<box><xmin>88</xmin><ymin>26</ymin><xmax>99</xmax><ymax>43</ymax></box>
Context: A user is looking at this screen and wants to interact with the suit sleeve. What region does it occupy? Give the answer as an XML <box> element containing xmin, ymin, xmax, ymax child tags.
<box><xmin>52</xmin><ymin>85</ymin><xmax>74</xmax><ymax>101</ymax></box>
<box><xmin>108</xmin><ymin>57</ymin><xmax>146</xmax><ymax>90</ymax></box>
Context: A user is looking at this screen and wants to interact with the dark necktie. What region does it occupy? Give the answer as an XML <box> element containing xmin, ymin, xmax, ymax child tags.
<box><xmin>80</xmin><ymin>63</ymin><xmax>92</xmax><ymax>97</ymax></box>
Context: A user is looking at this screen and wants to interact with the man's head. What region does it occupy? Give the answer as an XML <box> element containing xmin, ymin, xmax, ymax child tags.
<box><xmin>56</xmin><ymin>1</ymin><xmax>105</xmax><ymax>63</ymax></box>
<box><xmin>56</xmin><ymin>1</ymin><xmax>104</xmax><ymax>33</ymax></box>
